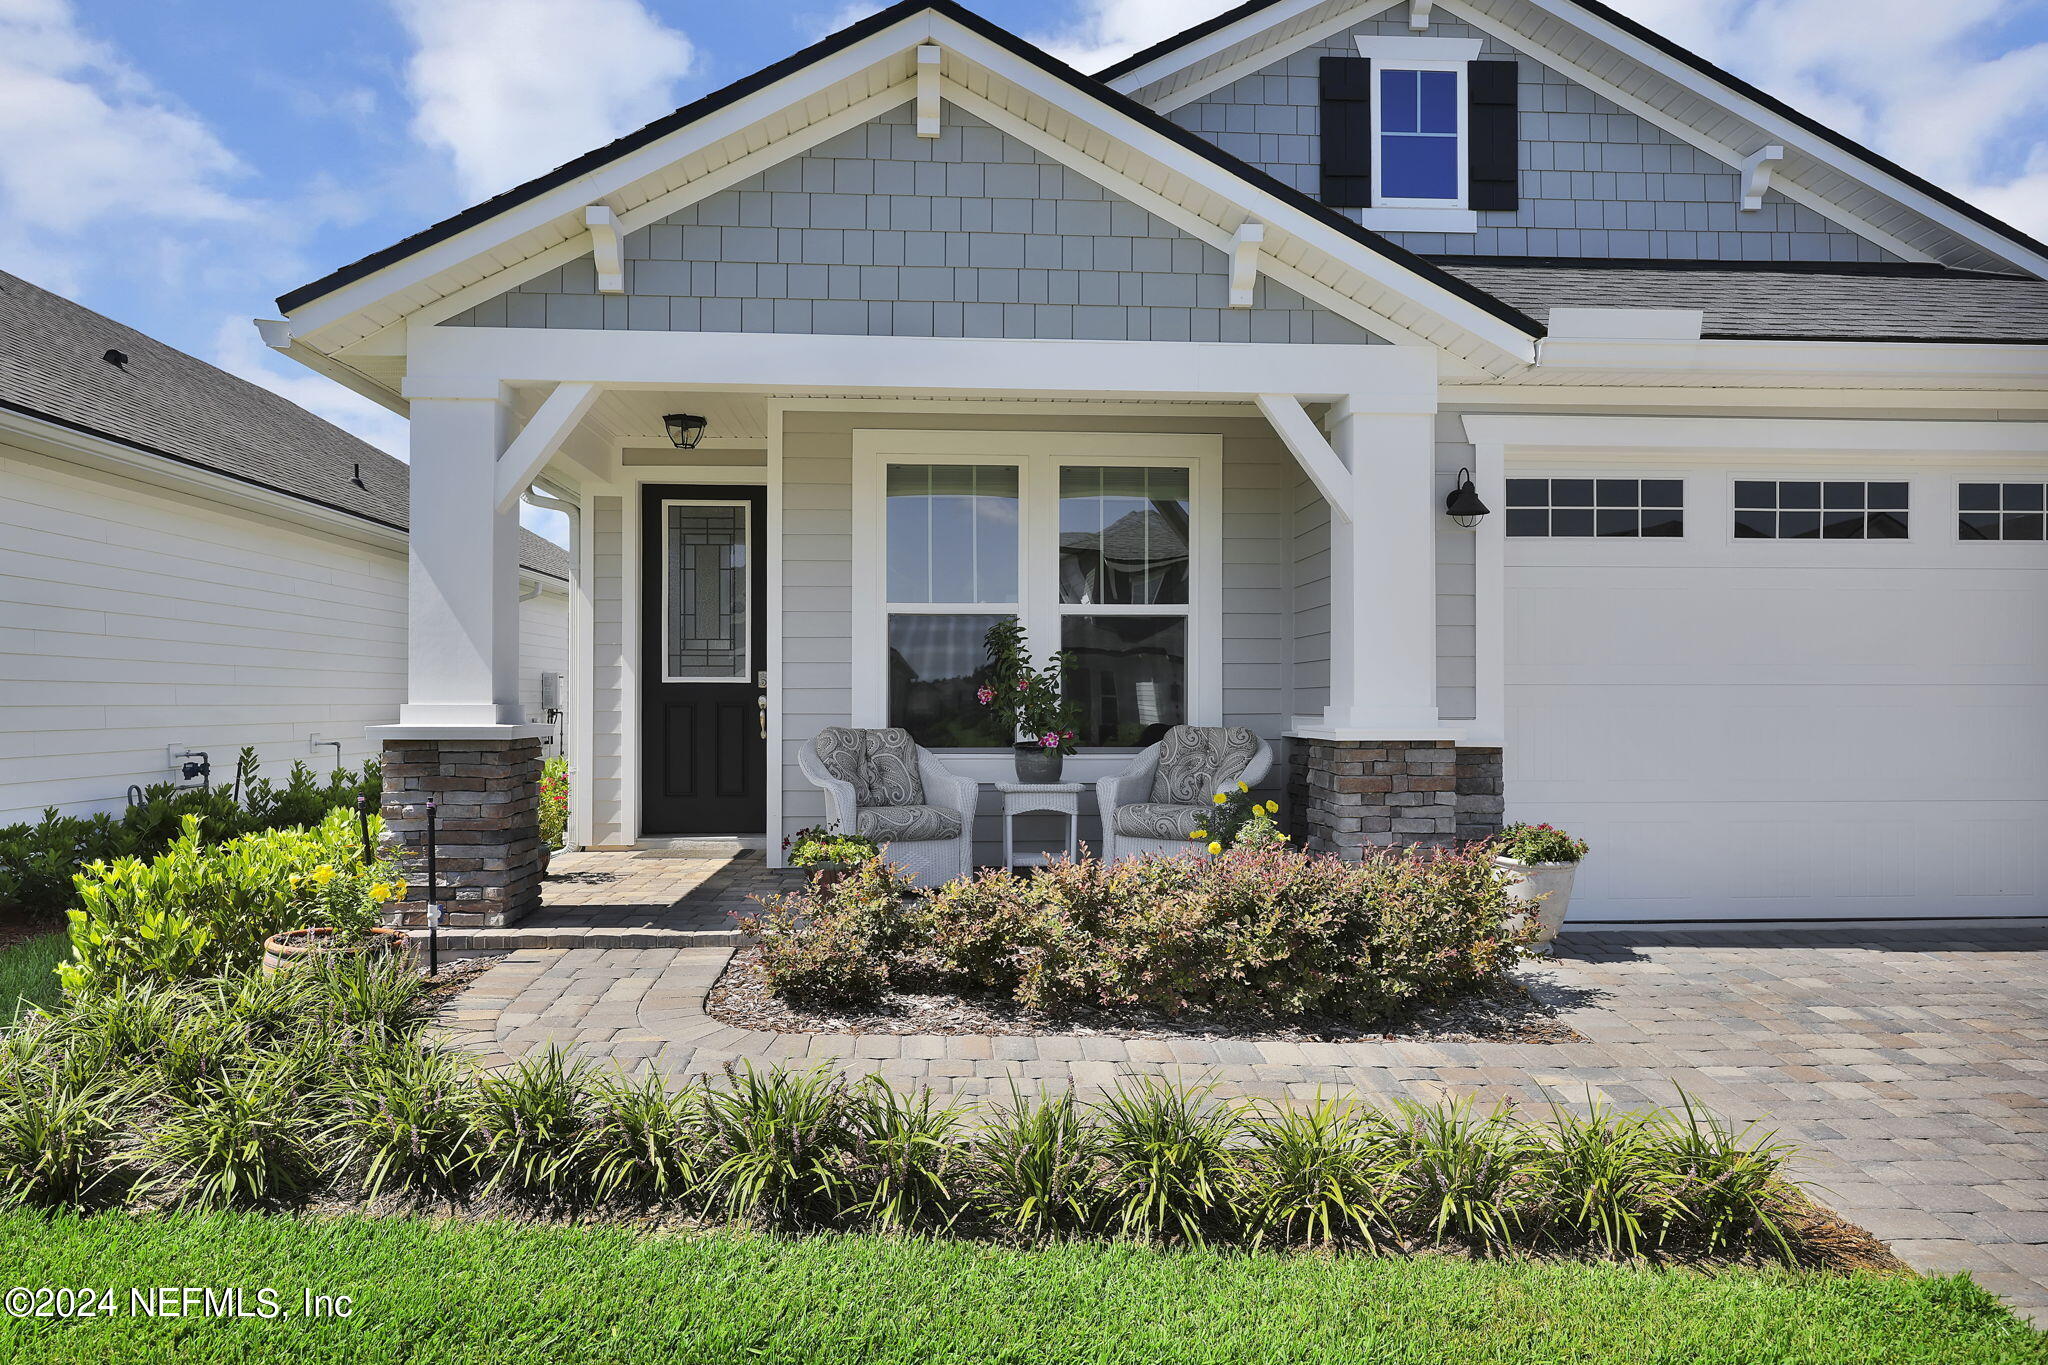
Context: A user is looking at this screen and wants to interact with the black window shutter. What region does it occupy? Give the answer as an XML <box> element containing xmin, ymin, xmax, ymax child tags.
<box><xmin>1319</xmin><ymin>56</ymin><xmax>1373</xmax><ymax>208</ymax></box>
<box><xmin>1467</xmin><ymin>59</ymin><xmax>1520</xmax><ymax>211</ymax></box>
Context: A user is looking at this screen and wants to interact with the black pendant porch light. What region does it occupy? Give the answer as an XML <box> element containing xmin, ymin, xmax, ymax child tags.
<box><xmin>662</xmin><ymin>413</ymin><xmax>709</xmax><ymax>449</ymax></box>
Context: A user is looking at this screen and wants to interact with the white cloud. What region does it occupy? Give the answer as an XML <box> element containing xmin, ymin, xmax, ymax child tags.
<box><xmin>1029</xmin><ymin>0</ymin><xmax>1230</xmax><ymax>72</ymax></box>
<box><xmin>798</xmin><ymin>3</ymin><xmax>883</xmax><ymax>43</ymax></box>
<box><xmin>0</xmin><ymin>0</ymin><xmax>264</xmax><ymax>294</ymax></box>
<box><xmin>391</xmin><ymin>0</ymin><xmax>696</xmax><ymax>202</ymax></box>
<box><xmin>1604</xmin><ymin>0</ymin><xmax>2048</xmax><ymax>237</ymax></box>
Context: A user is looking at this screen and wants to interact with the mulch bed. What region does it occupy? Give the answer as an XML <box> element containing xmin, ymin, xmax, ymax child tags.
<box><xmin>420</xmin><ymin>953</ymin><xmax>501</xmax><ymax>1008</ymax></box>
<box><xmin>706</xmin><ymin>946</ymin><xmax>1589</xmax><ymax>1044</ymax></box>
<box><xmin>0</xmin><ymin>910</ymin><xmax>63</xmax><ymax>954</ymax></box>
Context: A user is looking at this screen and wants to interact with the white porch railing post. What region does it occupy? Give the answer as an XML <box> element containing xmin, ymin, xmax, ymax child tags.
<box><xmin>399</xmin><ymin>393</ymin><xmax>523</xmax><ymax>726</ymax></box>
<box><xmin>1322</xmin><ymin>397</ymin><xmax>1441</xmax><ymax>734</ymax></box>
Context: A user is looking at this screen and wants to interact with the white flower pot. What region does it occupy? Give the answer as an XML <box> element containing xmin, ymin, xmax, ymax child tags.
<box><xmin>1495</xmin><ymin>857</ymin><xmax>1580</xmax><ymax>952</ymax></box>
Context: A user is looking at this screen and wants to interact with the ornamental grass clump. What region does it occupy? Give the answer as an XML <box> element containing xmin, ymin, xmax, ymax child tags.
<box><xmin>0</xmin><ymin>1032</ymin><xmax>129</xmax><ymax>1209</ymax></box>
<box><xmin>1092</xmin><ymin>1076</ymin><xmax>1243</xmax><ymax>1245</ymax></box>
<box><xmin>583</xmin><ymin>1070</ymin><xmax>704</xmax><ymax>1204</ymax></box>
<box><xmin>1236</xmin><ymin>1096</ymin><xmax>1399</xmax><ymax>1250</ymax></box>
<box><xmin>970</xmin><ymin>1083</ymin><xmax>1102</xmax><ymax>1239</ymax></box>
<box><xmin>846</xmin><ymin>1076</ymin><xmax>969</xmax><ymax>1231</ymax></box>
<box><xmin>467</xmin><ymin>1047</ymin><xmax>597</xmax><ymax>1200</ymax></box>
<box><xmin>699</xmin><ymin>1063</ymin><xmax>856</xmax><ymax>1223</ymax></box>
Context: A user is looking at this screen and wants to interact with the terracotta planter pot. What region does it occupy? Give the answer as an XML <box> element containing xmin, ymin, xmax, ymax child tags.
<box><xmin>261</xmin><ymin>926</ymin><xmax>408</xmax><ymax>974</ymax></box>
<box><xmin>1495</xmin><ymin>857</ymin><xmax>1580</xmax><ymax>953</ymax></box>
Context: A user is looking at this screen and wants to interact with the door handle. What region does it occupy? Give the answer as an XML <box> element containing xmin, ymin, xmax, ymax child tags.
<box><xmin>757</xmin><ymin>695</ymin><xmax>767</xmax><ymax>739</ymax></box>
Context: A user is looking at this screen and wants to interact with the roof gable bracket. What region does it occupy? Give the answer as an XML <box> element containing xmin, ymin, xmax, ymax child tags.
<box><xmin>585</xmin><ymin>206</ymin><xmax>625</xmax><ymax>291</ymax></box>
<box><xmin>1740</xmin><ymin>145</ymin><xmax>1784</xmax><ymax>212</ymax></box>
<box><xmin>1408</xmin><ymin>0</ymin><xmax>1435</xmax><ymax>31</ymax></box>
<box><xmin>1229</xmin><ymin>220</ymin><xmax>1265</xmax><ymax>307</ymax></box>
<box><xmin>917</xmin><ymin>45</ymin><xmax>942</xmax><ymax>136</ymax></box>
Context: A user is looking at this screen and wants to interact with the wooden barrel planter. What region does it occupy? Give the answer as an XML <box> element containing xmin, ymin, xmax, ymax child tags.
<box><xmin>261</xmin><ymin>926</ymin><xmax>408</xmax><ymax>974</ymax></box>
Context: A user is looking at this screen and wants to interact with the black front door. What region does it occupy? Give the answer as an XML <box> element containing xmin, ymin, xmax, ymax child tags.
<box><xmin>640</xmin><ymin>485</ymin><xmax>768</xmax><ymax>835</ymax></box>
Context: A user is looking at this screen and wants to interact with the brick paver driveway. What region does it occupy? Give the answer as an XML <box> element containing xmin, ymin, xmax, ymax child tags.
<box><xmin>443</xmin><ymin>870</ymin><xmax>2048</xmax><ymax>1321</ymax></box>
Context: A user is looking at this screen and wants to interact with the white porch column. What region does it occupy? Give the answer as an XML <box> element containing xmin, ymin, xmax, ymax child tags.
<box><xmin>398</xmin><ymin>394</ymin><xmax>523</xmax><ymax>726</ymax></box>
<box><xmin>1322</xmin><ymin>396</ymin><xmax>1441</xmax><ymax>734</ymax></box>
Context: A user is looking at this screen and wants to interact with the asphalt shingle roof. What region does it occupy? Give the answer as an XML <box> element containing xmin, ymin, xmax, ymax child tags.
<box><xmin>0</xmin><ymin>269</ymin><xmax>568</xmax><ymax>580</ymax></box>
<box><xmin>1431</xmin><ymin>259</ymin><xmax>2048</xmax><ymax>343</ymax></box>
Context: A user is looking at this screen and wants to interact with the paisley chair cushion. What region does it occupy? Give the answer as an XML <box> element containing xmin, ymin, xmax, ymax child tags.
<box><xmin>855</xmin><ymin>804</ymin><xmax>963</xmax><ymax>842</ymax></box>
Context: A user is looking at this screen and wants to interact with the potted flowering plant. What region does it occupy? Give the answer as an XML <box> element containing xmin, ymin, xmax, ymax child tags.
<box><xmin>1187</xmin><ymin>783</ymin><xmax>1287</xmax><ymax>855</ymax></box>
<box><xmin>1491</xmin><ymin>822</ymin><xmax>1590</xmax><ymax>953</ymax></box>
<box><xmin>261</xmin><ymin>860</ymin><xmax>408</xmax><ymax>972</ymax></box>
<box><xmin>977</xmin><ymin>618</ymin><xmax>1080</xmax><ymax>783</ymax></box>
<box><xmin>783</xmin><ymin>825</ymin><xmax>882</xmax><ymax>891</ymax></box>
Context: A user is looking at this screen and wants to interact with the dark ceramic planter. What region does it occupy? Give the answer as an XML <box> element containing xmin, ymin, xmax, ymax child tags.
<box><xmin>1013</xmin><ymin>745</ymin><xmax>1065</xmax><ymax>783</ymax></box>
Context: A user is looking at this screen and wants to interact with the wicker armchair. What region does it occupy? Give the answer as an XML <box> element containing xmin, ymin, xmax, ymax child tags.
<box><xmin>796</xmin><ymin>727</ymin><xmax>979</xmax><ymax>887</ymax></box>
<box><xmin>1095</xmin><ymin>726</ymin><xmax>1274</xmax><ymax>863</ymax></box>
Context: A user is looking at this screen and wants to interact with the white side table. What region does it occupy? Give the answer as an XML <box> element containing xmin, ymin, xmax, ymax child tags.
<box><xmin>993</xmin><ymin>780</ymin><xmax>1087</xmax><ymax>870</ymax></box>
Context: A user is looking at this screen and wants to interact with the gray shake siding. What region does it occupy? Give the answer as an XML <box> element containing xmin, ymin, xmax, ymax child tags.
<box><xmin>444</xmin><ymin>106</ymin><xmax>1381</xmax><ymax>344</ymax></box>
<box><xmin>589</xmin><ymin>495</ymin><xmax>627</xmax><ymax>844</ymax></box>
<box><xmin>1167</xmin><ymin>12</ymin><xmax>1898</xmax><ymax>262</ymax></box>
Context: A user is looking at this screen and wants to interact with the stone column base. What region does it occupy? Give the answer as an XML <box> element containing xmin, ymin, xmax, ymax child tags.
<box><xmin>378</xmin><ymin>736</ymin><xmax>543</xmax><ymax>928</ymax></box>
<box><xmin>1286</xmin><ymin>738</ymin><xmax>1505</xmax><ymax>859</ymax></box>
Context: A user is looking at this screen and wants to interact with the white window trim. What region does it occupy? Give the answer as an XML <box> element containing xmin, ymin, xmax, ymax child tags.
<box><xmin>851</xmin><ymin>430</ymin><xmax>1224</xmax><ymax>750</ymax></box>
<box><xmin>657</xmin><ymin>497</ymin><xmax>753</xmax><ymax>684</ymax></box>
<box><xmin>1370</xmin><ymin>58</ymin><xmax>1469</xmax><ymax>211</ymax></box>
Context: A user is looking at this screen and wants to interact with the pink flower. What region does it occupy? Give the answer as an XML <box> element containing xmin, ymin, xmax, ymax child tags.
<box><xmin>1016</xmin><ymin>676</ymin><xmax>1031</xmax><ymax>690</ymax></box>
<box><xmin>975</xmin><ymin>685</ymin><xmax>995</xmax><ymax>706</ymax></box>
<box><xmin>1039</xmin><ymin>732</ymin><xmax>1061</xmax><ymax>749</ymax></box>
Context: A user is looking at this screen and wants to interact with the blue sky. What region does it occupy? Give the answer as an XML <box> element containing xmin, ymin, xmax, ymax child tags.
<box><xmin>5</xmin><ymin>0</ymin><xmax>2047</xmax><ymax>545</ymax></box>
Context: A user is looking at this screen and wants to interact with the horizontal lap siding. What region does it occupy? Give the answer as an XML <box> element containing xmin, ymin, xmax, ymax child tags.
<box><xmin>0</xmin><ymin>443</ymin><xmax>573</xmax><ymax>823</ymax></box>
<box><xmin>1291</xmin><ymin>466</ymin><xmax>1330</xmax><ymax>719</ymax></box>
<box><xmin>780</xmin><ymin>416</ymin><xmax>855</xmax><ymax>836</ymax></box>
<box><xmin>519</xmin><ymin>588</ymin><xmax>570</xmax><ymax>740</ymax></box>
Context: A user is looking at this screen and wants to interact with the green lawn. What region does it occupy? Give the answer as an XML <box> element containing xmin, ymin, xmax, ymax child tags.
<box><xmin>0</xmin><ymin>1210</ymin><xmax>2040</xmax><ymax>1364</ymax></box>
<box><xmin>0</xmin><ymin>931</ymin><xmax>66</xmax><ymax>1027</ymax></box>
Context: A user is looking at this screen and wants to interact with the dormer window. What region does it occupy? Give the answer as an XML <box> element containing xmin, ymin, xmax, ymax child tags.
<box><xmin>1376</xmin><ymin>66</ymin><xmax>1463</xmax><ymax>204</ymax></box>
<box><xmin>1320</xmin><ymin>37</ymin><xmax>1517</xmax><ymax>233</ymax></box>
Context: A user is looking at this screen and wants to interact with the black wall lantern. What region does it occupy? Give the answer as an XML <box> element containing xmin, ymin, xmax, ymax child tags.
<box><xmin>662</xmin><ymin>413</ymin><xmax>708</xmax><ymax>449</ymax></box>
<box><xmin>1445</xmin><ymin>467</ymin><xmax>1490</xmax><ymax>528</ymax></box>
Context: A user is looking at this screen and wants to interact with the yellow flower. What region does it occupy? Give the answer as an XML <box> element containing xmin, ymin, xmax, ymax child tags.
<box><xmin>1207</xmin><ymin>841</ymin><xmax>1223</xmax><ymax>855</ymax></box>
<box><xmin>1277</xmin><ymin>832</ymin><xmax>1289</xmax><ymax>842</ymax></box>
<box><xmin>1190</xmin><ymin>829</ymin><xmax>1207</xmax><ymax>840</ymax></box>
<box><xmin>1211</xmin><ymin>792</ymin><xmax>1227</xmax><ymax>805</ymax></box>
<box><xmin>287</xmin><ymin>873</ymin><xmax>303</xmax><ymax>886</ymax></box>
<box><xmin>308</xmin><ymin>864</ymin><xmax>338</xmax><ymax>887</ymax></box>
<box><xmin>369</xmin><ymin>882</ymin><xmax>395</xmax><ymax>900</ymax></box>
<box><xmin>1265</xmin><ymin>800</ymin><xmax>1280</xmax><ymax>814</ymax></box>
<box><xmin>1237</xmin><ymin>781</ymin><xmax>1249</xmax><ymax>793</ymax></box>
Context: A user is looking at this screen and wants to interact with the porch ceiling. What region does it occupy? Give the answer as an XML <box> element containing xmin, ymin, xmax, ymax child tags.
<box><xmin>507</xmin><ymin>387</ymin><xmax>1258</xmax><ymax>453</ymax></box>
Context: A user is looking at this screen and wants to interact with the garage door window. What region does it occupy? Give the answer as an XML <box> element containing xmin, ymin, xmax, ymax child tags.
<box><xmin>1734</xmin><ymin>481</ymin><xmax>1908</xmax><ymax>540</ymax></box>
<box><xmin>1959</xmin><ymin>482</ymin><xmax>2045</xmax><ymax>541</ymax></box>
<box><xmin>1505</xmin><ymin>478</ymin><xmax>1683</xmax><ymax>538</ymax></box>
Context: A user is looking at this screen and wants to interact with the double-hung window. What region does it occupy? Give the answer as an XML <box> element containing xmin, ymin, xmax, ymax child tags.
<box><xmin>1375</xmin><ymin>66</ymin><xmax>1463</xmax><ymax>205</ymax></box>
<box><xmin>858</xmin><ymin>434</ymin><xmax>1218</xmax><ymax>752</ymax></box>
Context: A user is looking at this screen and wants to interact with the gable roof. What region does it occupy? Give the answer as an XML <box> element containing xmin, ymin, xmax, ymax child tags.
<box><xmin>275</xmin><ymin>0</ymin><xmax>1538</xmax><ymax>351</ymax></box>
<box><xmin>0</xmin><ymin>270</ymin><xmax>569</xmax><ymax>581</ymax></box>
<box><xmin>1101</xmin><ymin>0</ymin><xmax>2048</xmax><ymax>279</ymax></box>
<box><xmin>1431</xmin><ymin>258</ymin><xmax>2048</xmax><ymax>345</ymax></box>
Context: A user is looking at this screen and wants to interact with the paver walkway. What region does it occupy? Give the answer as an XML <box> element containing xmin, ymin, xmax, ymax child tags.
<box><xmin>409</xmin><ymin>848</ymin><xmax>801</xmax><ymax>950</ymax></box>
<box><xmin>438</xmin><ymin>907</ymin><xmax>2048</xmax><ymax>1322</ymax></box>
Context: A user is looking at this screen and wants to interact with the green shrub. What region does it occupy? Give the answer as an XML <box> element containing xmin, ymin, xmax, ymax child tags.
<box><xmin>740</xmin><ymin>860</ymin><xmax>916</xmax><ymax>1007</ymax></box>
<box><xmin>583</xmin><ymin>1070</ymin><xmax>703</xmax><ymax>1204</ymax></box>
<box><xmin>1237</xmin><ymin>1096</ymin><xmax>1396</xmax><ymax>1249</ymax></box>
<box><xmin>539</xmin><ymin>754</ymin><xmax>569</xmax><ymax>850</ymax></box>
<box><xmin>1386</xmin><ymin>1096</ymin><xmax>1542</xmax><ymax>1247</ymax></box>
<box><xmin>61</xmin><ymin>808</ymin><xmax>397</xmax><ymax>994</ymax></box>
<box><xmin>896</xmin><ymin>844</ymin><xmax>1525</xmax><ymax>1023</ymax></box>
<box><xmin>0</xmin><ymin>749</ymin><xmax>379</xmax><ymax>923</ymax></box>
<box><xmin>319</xmin><ymin>1048</ymin><xmax>478</xmax><ymax>1200</ymax></box>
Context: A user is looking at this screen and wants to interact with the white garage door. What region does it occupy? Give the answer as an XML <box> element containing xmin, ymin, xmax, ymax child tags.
<box><xmin>1506</xmin><ymin>463</ymin><xmax>2048</xmax><ymax>925</ymax></box>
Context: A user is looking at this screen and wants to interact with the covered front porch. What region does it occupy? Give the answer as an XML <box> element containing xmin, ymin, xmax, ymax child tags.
<box><xmin>375</xmin><ymin>327</ymin><xmax>1509</xmax><ymax>926</ymax></box>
